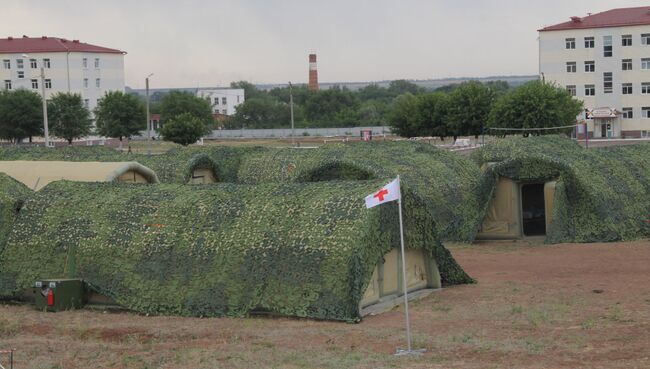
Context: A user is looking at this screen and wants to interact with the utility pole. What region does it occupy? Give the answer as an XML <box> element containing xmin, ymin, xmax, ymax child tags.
<box><xmin>289</xmin><ymin>82</ymin><xmax>295</xmax><ymax>147</ymax></box>
<box><xmin>40</xmin><ymin>67</ymin><xmax>50</xmax><ymax>148</ymax></box>
<box><xmin>146</xmin><ymin>74</ymin><xmax>153</xmax><ymax>155</ymax></box>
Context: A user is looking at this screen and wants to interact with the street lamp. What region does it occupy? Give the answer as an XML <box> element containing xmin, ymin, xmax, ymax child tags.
<box><xmin>289</xmin><ymin>81</ymin><xmax>295</xmax><ymax>147</ymax></box>
<box><xmin>146</xmin><ymin>73</ymin><xmax>153</xmax><ymax>155</ymax></box>
<box><xmin>23</xmin><ymin>54</ymin><xmax>50</xmax><ymax>148</ymax></box>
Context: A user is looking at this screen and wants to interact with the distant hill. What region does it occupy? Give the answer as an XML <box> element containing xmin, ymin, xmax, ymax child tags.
<box><xmin>126</xmin><ymin>75</ymin><xmax>538</xmax><ymax>96</ymax></box>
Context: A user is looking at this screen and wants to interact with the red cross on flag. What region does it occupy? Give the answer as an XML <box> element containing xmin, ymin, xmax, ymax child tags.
<box><xmin>365</xmin><ymin>177</ymin><xmax>401</xmax><ymax>209</ymax></box>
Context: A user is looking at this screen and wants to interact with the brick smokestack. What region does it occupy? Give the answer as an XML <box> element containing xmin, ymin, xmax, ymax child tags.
<box><xmin>308</xmin><ymin>53</ymin><xmax>319</xmax><ymax>91</ymax></box>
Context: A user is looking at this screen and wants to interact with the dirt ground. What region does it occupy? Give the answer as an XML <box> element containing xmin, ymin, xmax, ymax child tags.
<box><xmin>1</xmin><ymin>239</ymin><xmax>649</xmax><ymax>369</ymax></box>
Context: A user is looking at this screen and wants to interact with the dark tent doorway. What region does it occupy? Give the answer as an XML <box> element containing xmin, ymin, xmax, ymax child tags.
<box><xmin>521</xmin><ymin>183</ymin><xmax>546</xmax><ymax>236</ymax></box>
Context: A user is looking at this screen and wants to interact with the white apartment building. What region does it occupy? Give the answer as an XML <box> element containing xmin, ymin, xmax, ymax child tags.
<box><xmin>539</xmin><ymin>7</ymin><xmax>650</xmax><ymax>138</ymax></box>
<box><xmin>196</xmin><ymin>88</ymin><xmax>245</xmax><ymax>116</ymax></box>
<box><xmin>0</xmin><ymin>35</ymin><xmax>125</xmax><ymax>113</ymax></box>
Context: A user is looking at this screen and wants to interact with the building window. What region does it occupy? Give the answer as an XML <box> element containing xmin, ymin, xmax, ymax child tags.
<box><xmin>643</xmin><ymin>107</ymin><xmax>650</xmax><ymax>118</ymax></box>
<box><xmin>566</xmin><ymin>85</ymin><xmax>576</xmax><ymax>96</ymax></box>
<box><xmin>43</xmin><ymin>59</ymin><xmax>50</xmax><ymax>68</ymax></box>
<box><xmin>622</xmin><ymin>107</ymin><xmax>633</xmax><ymax>119</ymax></box>
<box><xmin>83</xmin><ymin>58</ymin><xmax>87</xmax><ymax>68</ymax></box>
<box><xmin>603</xmin><ymin>72</ymin><xmax>613</xmax><ymax>93</ymax></box>
<box><xmin>622</xmin><ymin>83</ymin><xmax>633</xmax><ymax>95</ymax></box>
<box><xmin>622</xmin><ymin>59</ymin><xmax>633</xmax><ymax>71</ymax></box>
<box><xmin>45</xmin><ymin>79</ymin><xmax>51</xmax><ymax>89</ymax></box>
<box><xmin>17</xmin><ymin>71</ymin><xmax>24</xmax><ymax>79</ymax></box>
<box><xmin>222</xmin><ymin>109</ymin><xmax>227</xmax><ymax>114</ymax></box>
<box><xmin>2</xmin><ymin>59</ymin><xmax>9</xmax><ymax>69</ymax></box>
<box><xmin>222</xmin><ymin>97</ymin><xmax>227</xmax><ymax>105</ymax></box>
<box><xmin>622</xmin><ymin>35</ymin><xmax>632</xmax><ymax>46</ymax></box>
<box><xmin>584</xmin><ymin>36</ymin><xmax>595</xmax><ymax>48</ymax></box>
<box><xmin>237</xmin><ymin>95</ymin><xmax>240</xmax><ymax>103</ymax></box>
<box><xmin>566</xmin><ymin>62</ymin><xmax>577</xmax><ymax>73</ymax></box>
<box><xmin>84</xmin><ymin>99</ymin><xmax>89</xmax><ymax>109</ymax></box>
<box><xmin>642</xmin><ymin>58</ymin><xmax>650</xmax><ymax>70</ymax></box>
<box><xmin>214</xmin><ymin>97</ymin><xmax>219</xmax><ymax>105</ymax></box>
<box><xmin>83</xmin><ymin>78</ymin><xmax>88</xmax><ymax>88</ymax></box>
<box><xmin>30</xmin><ymin>59</ymin><xmax>37</xmax><ymax>68</ymax></box>
<box><xmin>603</xmin><ymin>36</ymin><xmax>612</xmax><ymax>57</ymax></box>
<box><xmin>3</xmin><ymin>80</ymin><xmax>11</xmax><ymax>90</ymax></box>
<box><xmin>584</xmin><ymin>61</ymin><xmax>595</xmax><ymax>72</ymax></box>
<box><xmin>94</xmin><ymin>58</ymin><xmax>100</xmax><ymax>68</ymax></box>
<box><xmin>31</xmin><ymin>79</ymin><xmax>38</xmax><ymax>89</ymax></box>
<box><xmin>585</xmin><ymin>84</ymin><xmax>595</xmax><ymax>96</ymax></box>
<box><xmin>642</xmin><ymin>34</ymin><xmax>650</xmax><ymax>45</ymax></box>
<box><xmin>642</xmin><ymin>82</ymin><xmax>650</xmax><ymax>94</ymax></box>
<box><xmin>565</xmin><ymin>38</ymin><xmax>575</xmax><ymax>49</ymax></box>
<box><xmin>95</xmin><ymin>78</ymin><xmax>100</xmax><ymax>88</ymax></box>
<box><xmin>16</xmin><ymin>59</ymin><xmax>23</xmax><ymax>69</ymax></box>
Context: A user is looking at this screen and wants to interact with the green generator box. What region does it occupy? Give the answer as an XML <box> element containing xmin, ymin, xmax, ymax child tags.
<box><xmin>33</xmin><ymin>279</ymin><xmax>85</xmax><ymax>312</ymax></box>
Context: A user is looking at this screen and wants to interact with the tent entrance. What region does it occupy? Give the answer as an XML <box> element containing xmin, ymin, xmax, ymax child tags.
<box><xmin>521</xmin><ymin>183</ymin><xmax>546</xmax><ymax>236</ymax></box>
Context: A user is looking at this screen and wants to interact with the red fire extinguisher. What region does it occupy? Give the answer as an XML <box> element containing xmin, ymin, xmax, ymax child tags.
<box><xmin>47</xmin><ymin>289</ymin><xmax>55</xmax><ymax>306</ymax></box>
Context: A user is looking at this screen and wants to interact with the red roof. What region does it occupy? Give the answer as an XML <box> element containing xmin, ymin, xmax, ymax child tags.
<box><xmin>0</xmin><ymin>36</ymin><xmax>125</xmax><ymax>54</ymax></box>
<box><xmin>539</xmin><ymin>7</ymin><xmax>650</xmax><ymax>32</ymax></box>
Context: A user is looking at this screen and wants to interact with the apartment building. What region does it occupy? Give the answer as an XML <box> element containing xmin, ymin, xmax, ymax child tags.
<box><xmin>196</xmin><ymin>88</ymin><xmax>245</xmax><ymax>116</ymax></box>
<box><xmin>0</xmin><ymin>35</ymin><xmax>125</xmax><ymax>112</ymax></box>
<box><xmin>539</xmin><ymin>7</ymin><xmax>650</xmax><ymax>138</ymax></box>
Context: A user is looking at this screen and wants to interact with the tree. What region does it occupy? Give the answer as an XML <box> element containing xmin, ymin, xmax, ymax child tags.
<box><xmin>230</xmin><ymin>81</ymin><xmax>263</xmax><ymax>100</ymax></box>
<box><xmin>94</xmin><ymin>91</ymin><xmax>146</xmax><ymax>146</ymax></box>
<box><xmin>387</xmin><ymin>80</ymin><xmax>427</xmax><ymax>96</ymax></box>
<box><xmin>0</xmin><ymin>89</ymin><xmax>43</xmax><ymax>143</ymax></box>
<box><xmin>416</xmin><ymin>93</ymin><xmax>450</xmax><ymax>140</ymax></box>
<box><xmin>159</xmin><ymin>91</ymin><xmax>213</xmax><ymax>127</ymax></box>
<box><xmin>159</xmin><ymin>112</ymin><xmax>209</xmax><ymax>146</ymax></box>
<box><xmin>446</xmin><ymin>81</ymin><xmax>496</xmax><ymax>139</ymax></box>
<box><xmin>229</xmin><ymin>95</ymin><xmax>297</xmax><ymax>129</ymax></box>
<box><xmin>47</xmin><ymin>93</ymin><xmax>92</xmax><ymax>144</ymax></box>
<box><xmin>488</xmin><ymin>80</ymin><xmax>583</xmax><ymax>136</ymax></box>
<box><xmin>387</xmin><ymin>93</ymin><xmax>420</xmax><ymax>137</ymax></box>
<box><xmin>303</xmin><ymin>86</ymin><xmax>360</xmax><ymax>127</ymax></box>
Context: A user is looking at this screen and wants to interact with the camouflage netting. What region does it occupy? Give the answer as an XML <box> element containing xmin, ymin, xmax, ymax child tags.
<box><xmin>0</xmin><ymin>174</ymin><xmax>30</xmax><ymax>253</ymax></box>
<box><xmin>0</xmin><ymin>143</ymin><xmax>486</xmax><ymax>242</ymax></box>
<box><xmin>472</xmin><ymin>136</ymin><xmax>650</xmax><ymax>243</ymax></box>
<box><xmin>0</xmin><ymin>181</ymin><xmax>472</xmax><ymax>321</ymax></box>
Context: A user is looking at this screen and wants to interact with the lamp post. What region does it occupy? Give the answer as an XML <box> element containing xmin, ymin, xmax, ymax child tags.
<box><xmin>146</xmin><ymin>73</ymin><xmax>153</xmax><ymax>155</ymax></box>
<box><xmin>289</xmin><ymin>82</ymin><xmax>295</xmax><ymax>147</ymax></box>
<box><xmin>23</xmin><ymin>54</ymin><xmax>50</xmax><ymax>147</ymax></box>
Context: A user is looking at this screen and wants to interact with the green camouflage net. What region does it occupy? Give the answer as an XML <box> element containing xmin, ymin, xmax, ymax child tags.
<box><xmin>472</xmin><ymin>136</ymin><xmax>650</xmax><ymax>243</ymax></box>
<box><xmin>0</xmin><ymin>181</ymin><xmax>472</xmax><ymax>321</ymax></box>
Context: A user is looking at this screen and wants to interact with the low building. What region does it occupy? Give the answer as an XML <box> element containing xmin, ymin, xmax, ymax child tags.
<box><xmin>0</xmin><ymin>35</ymin><xmax>125</xmax><ymax>112</ymax></box>
<box><xmin>539</xmin><ymin>7</ymin><xmax>650</xmax><ymax>138</ymax></box>
<box><xmin>196</xmin><ymin>88</ymin><xmax>245</xmax><ymax>116</ymax></box>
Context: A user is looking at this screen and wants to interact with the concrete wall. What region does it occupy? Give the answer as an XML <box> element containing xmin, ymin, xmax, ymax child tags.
<box><xmin>203</xmin><ymin>126</ymin><xmax>391</xmax><ymax>139</ymax></box>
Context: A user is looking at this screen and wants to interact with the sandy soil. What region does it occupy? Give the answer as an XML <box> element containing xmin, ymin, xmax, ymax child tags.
<box><xmin>1</xmin><ymin>239</ymin><xmax>649</xmax><ymax>369</ymax></box>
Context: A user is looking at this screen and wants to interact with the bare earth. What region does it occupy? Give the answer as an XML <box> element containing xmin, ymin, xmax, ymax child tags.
<box><xmin>1</xmin><ymin>239</ymin><xmax>649</xmax><ymax>369</ymax></box>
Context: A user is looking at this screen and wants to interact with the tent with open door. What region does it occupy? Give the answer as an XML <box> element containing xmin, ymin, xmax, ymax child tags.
<box><xmin>472</xmin><ymin>137</ymin><xmax>650</xmax><ymax>243</ymax></box>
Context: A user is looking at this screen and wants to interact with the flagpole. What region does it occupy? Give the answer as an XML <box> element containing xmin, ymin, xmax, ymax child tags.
<box><xmin>395</xmin><ymin>175</ymin><xmax>425</xmax><ymax>356</ymax></box>
<box><xmin>397</xmin><ymin>175</ymin><xmax>412</xmax><ymax>351</ymax></box>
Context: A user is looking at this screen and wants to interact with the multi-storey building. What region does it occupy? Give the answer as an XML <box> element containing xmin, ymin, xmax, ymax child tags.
<box><xmin>196</xmin><ymin>88</ymin><xmax>245</xmax><ymax>116</ymax></box>
<box><xmin>0</xmin><ymin>35</ymin><xmax>125</xmax><ymax>112</ymax></box>
<box><xmin>539</xmin><ymin>7</ymin><xmax>650</xmax><ymax>138</ymax></box>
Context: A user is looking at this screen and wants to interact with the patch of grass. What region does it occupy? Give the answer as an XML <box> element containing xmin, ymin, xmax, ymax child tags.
<box><xmin>581</xmin><ymin>317</ymin><xmax>597</xmax><ymax>330</ymax></box>
<box><xmin>520</xmin><ymin>337</ymin><xmax>546</xmax><ymax>355</ymax></box>
<box><xmin>510</xmin><ymin>305</ymin><xmax>524</xmax><ymax>315</ymax></box>
<box><xmin>0</xmin><ymin>317</ymin><xmax>21</xmax><ymax>336</ymax></box>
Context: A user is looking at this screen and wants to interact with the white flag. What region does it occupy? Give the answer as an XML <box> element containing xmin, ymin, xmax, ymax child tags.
<box><xmin>365</xmin><ymin>177</ymin><xmax>401</xmax><ymax>209</ymax></box>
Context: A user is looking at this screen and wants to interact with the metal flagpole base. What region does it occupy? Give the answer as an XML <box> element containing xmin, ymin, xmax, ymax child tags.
<box><xmin>394</xmin><ymin>348</ymin><xmax>426</xmax><ymax>356</ymax></box>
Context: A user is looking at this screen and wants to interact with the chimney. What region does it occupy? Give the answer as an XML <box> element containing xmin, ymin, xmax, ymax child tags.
<box><xmin>308</xmin><ymin>53</ymin><xmax>319</xmax><ymax>91</ymax></box>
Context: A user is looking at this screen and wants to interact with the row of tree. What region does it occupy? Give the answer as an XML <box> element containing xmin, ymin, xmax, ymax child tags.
<box><xmin>389</xmin><ymin>80</ymin><xmax>583</xmax><ymax>139</ymax></box>
<box><xmin>0</xmin><ymin>89</ymin><xmax>214</xmax><ymax>146</ymax></box>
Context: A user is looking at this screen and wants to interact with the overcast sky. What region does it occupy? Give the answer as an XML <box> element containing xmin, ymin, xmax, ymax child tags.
<box><xmin>5</xmin><ymin>0</ymin><xmax>650</xmax><ymax>88</ymax></box>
